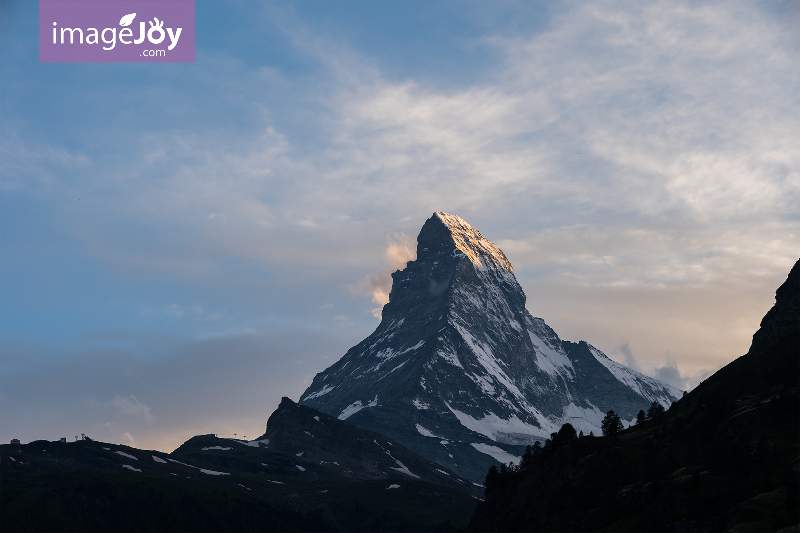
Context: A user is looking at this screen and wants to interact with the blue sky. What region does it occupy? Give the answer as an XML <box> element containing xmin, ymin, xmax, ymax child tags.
<box><xmin>1</xmin><ymin>0</ymin><xmax>798</xmax><ymax>451</ymax></box>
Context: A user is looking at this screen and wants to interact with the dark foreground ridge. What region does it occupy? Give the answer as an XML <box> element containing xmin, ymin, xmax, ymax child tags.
<box><xmin>0</xmin><ymin>400</ymin><xmax>477</xmax><ymax>532</ymax></box>
<box><xmin>468</xmin><ymin>259</ymin><xmax>800</xmax><ymax>532</ymax></box>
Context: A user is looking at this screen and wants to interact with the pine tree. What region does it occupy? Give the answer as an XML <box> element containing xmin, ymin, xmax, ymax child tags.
<box><xmin>636</xmin><ymin>409</ymin><xmax>646</xmax><ymax>425</ymax></box>
<box><xmin>647</xmin><ymin>401</ymin><xmax>665</xmax><ymax>420</ymax></box>
<box><xmin>521</xmin><ymin>445</ymin><xmax>533</xmax><ymax>467</ymax></box>
<box><xmin>601</xmin><ymin>410</ymin><xmax>623</xmax><ymax>438</ymax></box>
<box><xmin>552</xmin><ymin>423</ymin><xmax>577</xmax><ymax>447</ymax></box>
<box><xmin>531</xmin><ymin>441</ymin><xmax>542</xmax><ymax>456</ymax></box>
<box><xmin>485</xmin><ymin>465</ymin><xmax>499</xmax><ymax>489</ymax></box>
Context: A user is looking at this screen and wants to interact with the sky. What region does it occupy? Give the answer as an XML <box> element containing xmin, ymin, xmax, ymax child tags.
<box><xmin>1</xmin><ymin>0</ymin><xmax>798</xmax><ymax>452</ymax></box>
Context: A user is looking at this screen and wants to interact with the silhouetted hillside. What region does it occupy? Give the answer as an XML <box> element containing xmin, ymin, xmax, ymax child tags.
<box><xmin>1</xmin><ymin>402</ymin><xmax>477</xmax><ymax>532</ymax></box>
<box><xmin>468</xmin><ymin>259</ymin><xmax>800</xmax><ymax>532</ymax></box>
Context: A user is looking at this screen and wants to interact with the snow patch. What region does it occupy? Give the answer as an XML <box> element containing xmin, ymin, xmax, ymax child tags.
<box><xmin>115</xmin><ymin>451</ymin><xmax>138</xmax><ymax>460</ymax></box>
<box><xmin>122</xmin><ymin>464</ymin><xmax>141</xmax><ymax>472</ymax></box>
<box><xmin>560</xmin><ymin>402</ymin><xmax>606</xmax><ymax>436</ymax></box>
<box><xmin>245</xmin><ymin>438</ymin><xmax>269</xmax><ymax>447</ymax></box>
<box><xmin>453</xmin><ymin>323</ymin><xmax>527</xmax><ymax>403</ymax></box>
<box><xmin>383</xmin><ymin>361</ymin><xmax>407</xmax><ymax>376</ymax></box>
<box><xmin>412</xmin><ymin>398</ymin><xmax>430</xmax><ymax>410</ymax></box>
<box><xmin>387</xmin><ymin>484</ymin><xmax>400</xmax><ymax>489</ymax></box>
<box><xmin>437</xmin><ymin>348</ymin><xmax>463</xmax><ymax>369</ymax></box>
<box><xmin>202</xmin><ymin>446</ymin><xmax>231</xmax><ymax>451</ymax></box>
<box><xmin>313</xmin><ymin>416</ymin><xmax>320</xmax><ymax>421</ymax></box>
<box><xmin>446</xmin><ymin>403</ymin><xmax>552</xmax><ymax>441</ymax></box>
<box><xmin>152</xmin><ymin>455</ymin><xmax>167</xmax><ymax>463</ymax></box>
<box><xmin>415</xmin><ymin>424</ymin><xmax>439</xmax><ymax>438</ymax></box>
<box><xmin>471</xmin><ymin>443</ymin><xmax>521</xmax><ymax>465</ymax></box>
<box><xmin>588</xmin><ymin>345</ymin><xmax>681</xmax><ymax>404</ymax></box>
<box><xmin>339</xmin><ymin>401</ymin><xmax>364</xmax><ymax>420</ymax></box>
<box><xmin>390</xmin><ymin>459</ymin><xmax>420</xmax><ymax>478</ymax></box>
<box><xmin>228</xmin><ymin>438</ymin><xmax>269</xmax><ymax>447</ymax></box>
<box><xmin>200</xmin><ymin>469</ymin><xmax>229</xmax><ymax>476</ymax></box>
<box><xmin>529</xmin><ymin>330</ymin><xmax>574</xmax><ymax>378</ymax></box>
<box><xmin>303</xmin><ymin>384</ymin><xmax>335</xmax><ymax>401</ymax></box>
<box><xmin>167</xmin><ymin>458</ymin><xmax>195</xmax><ymax>468</ymax></box>
<box><xmin>166</xmin><ymin>458</ymin><xmax>227</xmax><ymax>475</ymax></box>
<box><xmin>296</xmin><ymin>465</ymin><xmax>306</xmax><ymax>472</ymax></box>
<box><xmin>402</xmin><ymin>340</ymin><xmax>425</xmax><ymax>353</ymax></box>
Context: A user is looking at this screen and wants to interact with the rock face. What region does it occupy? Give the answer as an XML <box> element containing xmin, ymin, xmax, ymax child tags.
<box><xmin>256</xmin><ymin>397</ymin><xmax>478</xmax><ymax>494</ymax></box>
<box><xmin>750</xmin><ymin>259</ymin><xmax>800</xmax><ymax>350</ymax></box>
<box><xmin>300</xmin><ymin>213</ymin><xmax>679</xmax><ymax>483</ymax></box>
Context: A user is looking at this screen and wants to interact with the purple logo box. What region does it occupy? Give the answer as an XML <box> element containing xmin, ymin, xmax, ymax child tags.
<box><xmin>40</xmin><ymin>0</ymin><xmax>194</xmax><ymax>63</ymax></box>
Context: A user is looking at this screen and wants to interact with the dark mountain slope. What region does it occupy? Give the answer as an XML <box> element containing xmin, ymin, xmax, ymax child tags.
<box><xmin>1</xmin><ymin>401</ymin><xmax>478</xmax><ymax>532</ymax></box>
<box><xmin>254</xmin><ymin>397</ymin><xmax>477</xmax><ymax>494</ymax></box>
<box><xmin>468</xmin><ymin>259</ymin><xmax>800</xmax><ymax>532</ymax></box>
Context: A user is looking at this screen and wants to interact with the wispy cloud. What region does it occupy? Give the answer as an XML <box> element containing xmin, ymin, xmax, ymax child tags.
<box><xmin>121</xmin><ymin>431</ymin><xmax>137</xmax><ymax>447</ymax></box>
<box><xmin>7</xmin><ymin>1</ymin><xmax>796</xmax><ymax>286</ymax></box>
<box><xmin>654</xmin><ymin>358</ymin><xmax>717</xmax><ymax>392</ymax></box>
<box><xmin>352</xmin><ymin>233</ymin><xmax>417</xmax><ymax>317</ymax></box>
<box><xmin>616</xmin><ymin>343</ymin><xmax>643</xmax><ymax>373</ymax></box>
<box><xmin>610</xmin><ymin>343</ymin><xmax>718</xmax><ymax>392</ymax></box>
<box><xmin>110</xmin><ymin>395</ymin><xmax>154</xmax><ymax>425</ymax></box>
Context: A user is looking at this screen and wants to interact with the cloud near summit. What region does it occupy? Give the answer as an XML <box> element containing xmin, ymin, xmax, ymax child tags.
<box><xmin>353</xmin><ymin>234</ymin><xmax>417</xmax><ymax>318</ymax></box>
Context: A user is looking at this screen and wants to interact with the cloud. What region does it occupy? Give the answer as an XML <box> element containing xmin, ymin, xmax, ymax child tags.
<box><xmin>110</xmin><ymin>395</ymin><xmax>154</xmax><ymax>424</ymax></box>
<box><xmin>121</xmin><ymin>431</ymin><xmax>137</xmax><ymax>447</ymax></box>
<box><xmin>616</xmin><ymin>343</ymin><xmax>643</xmax><ymax>373</ymax></box>
<box><xmin>653</xmin><ymin>358</ymin><xmax>719</xmax><ymax>392</ymax></box>
<box><xmin>6</xmin><ymin>0</ymin><xmax>796</xmax><ymax>294</ymax></box>
<box><xmin>352</xmin><ymin>233</ymin><xmax>417</xmax><ymax>317</ymax></box>
<box><xmin>608</xmin><ymin>342</ymin><xmax>718</xmax><ymax>392</ymax></box>
<box><xmin>0</xmin><ymin>327</ymin><xmax>369</xmax><ymax>452</ymax></box>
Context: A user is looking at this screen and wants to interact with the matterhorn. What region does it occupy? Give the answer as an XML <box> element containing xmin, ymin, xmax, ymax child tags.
<box><xmin>301</xmin><ymin>213</ymin><xmax>679</xmax><ymax>483</ymax></box>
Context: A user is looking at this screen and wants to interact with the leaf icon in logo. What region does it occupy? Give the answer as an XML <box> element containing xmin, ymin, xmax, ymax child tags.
<box><xmin>119</xmin><ymin>13</ymin><xmax>136</xmax><ymax>26</ymax></box>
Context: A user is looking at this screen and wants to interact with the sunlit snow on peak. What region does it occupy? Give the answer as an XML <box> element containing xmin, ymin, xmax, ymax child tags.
<box><xmin>434</xmin><ymin>212</ymin><xmax>514</xmax><ymax>273</ymax></box>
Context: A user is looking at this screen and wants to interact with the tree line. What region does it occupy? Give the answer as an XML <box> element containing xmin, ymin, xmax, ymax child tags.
<box><xmin>485</xmin><ymin>401</ymin><xmax>668</xmax><ymax>487</ymax></box>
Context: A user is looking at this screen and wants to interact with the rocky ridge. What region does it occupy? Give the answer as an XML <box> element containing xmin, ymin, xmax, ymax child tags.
<box><xmin>301</xmin><ymin>213</ymin><xmax>680</xmax><ymax>483</ymax></box>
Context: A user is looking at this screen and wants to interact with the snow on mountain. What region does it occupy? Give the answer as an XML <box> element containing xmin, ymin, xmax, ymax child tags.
<box><xmin>300</xmin><ymin>212</ymin><xmax>680</xmax><ymax>483</ymax></box>
<box><xmin>587</xmin><ymin>344</ymin><xmax>682</xmax><ymax>405</ymax></box>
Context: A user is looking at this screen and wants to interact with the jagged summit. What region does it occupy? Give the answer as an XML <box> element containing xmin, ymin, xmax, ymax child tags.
<box><xmin>301</xmin><ymin>213</ymin><xmax>679</xmax><ymax>483</ymax></box>
<box><xmin>420</xmin><ymin>212</ymin><xmax>514</xmax><ymax>272</ymax></box>
<box><xmin>750</xmin><ymin>258</ymin><xmax>799</xmax><ymax>351</ymax></box>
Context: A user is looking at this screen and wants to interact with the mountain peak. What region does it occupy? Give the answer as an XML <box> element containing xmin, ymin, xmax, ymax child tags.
<box><xmin>301</xmin><ymin>214</ymin><xmax>679</xmax><ymax>484</ymax></box>
<box><xmin>750</xmin><ymin>258</ymin><xmax>800</xmax><ymax>350</ymax></box>
<box><xmin>416</xmin><ymin>212</ymin><xmax>513</xmax><ymax>272</ymax></box>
